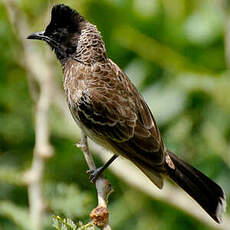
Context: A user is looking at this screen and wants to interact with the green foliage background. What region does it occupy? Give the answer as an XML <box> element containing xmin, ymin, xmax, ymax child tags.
<box><xmin>0</xmin><ymin>0</ymin><xmax>230</xmax><ymax>229</ymax></box>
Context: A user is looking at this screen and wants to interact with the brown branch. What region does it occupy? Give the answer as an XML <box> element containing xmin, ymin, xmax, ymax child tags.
<box><xmin>77</xmin><ymin>133</ymin><xmax>112</xmax><ymax>230</ymax></box>
<box><xmin>3</xmin><ymin>1</ymin><xmax>54</xmax><ymax>229</ymax></box>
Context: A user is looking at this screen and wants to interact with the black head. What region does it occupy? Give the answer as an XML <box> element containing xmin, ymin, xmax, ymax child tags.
<box><xmin>27</xmin><ymin>4</ymin><xmax>85</xmax><ymax>61</ymax></box>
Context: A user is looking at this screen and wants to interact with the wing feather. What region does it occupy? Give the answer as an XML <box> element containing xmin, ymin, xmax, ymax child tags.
<box><xmin>76</xmin><ymin>59</ymin><xmax>165</xmax><ymax>168</ymax></box>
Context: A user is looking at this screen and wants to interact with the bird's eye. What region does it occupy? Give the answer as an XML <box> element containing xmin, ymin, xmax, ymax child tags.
<box><xmin>52</xmin><ymin>28</ymin><xmax>69</xmax><ymax>42</ymax></box>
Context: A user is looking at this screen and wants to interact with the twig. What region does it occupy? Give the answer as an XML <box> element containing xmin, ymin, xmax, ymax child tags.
<box><xmin>76</xmin><ymin>134</ymin><xmax>96</xmax><ymax>170</ymax></box>
<box><xmin>3</xmin><ymin>1</ymin><xmax>54</xmax><ymax>229</ymax></box>
<box><xmin>77</xmin><ymin>133</ymin><xmax>112</xmax><ymax>230</ymax></box>
<box><xmin>25</xmin><ymin>62</ymin><xmax>54</xmax><ymax>230</ymax></box>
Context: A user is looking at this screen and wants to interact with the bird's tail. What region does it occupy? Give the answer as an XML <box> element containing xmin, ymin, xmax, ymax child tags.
<box><xmin>166</xmin><ymin>151</ymin><xmax>226</xmax><ymax>223</ymax></box>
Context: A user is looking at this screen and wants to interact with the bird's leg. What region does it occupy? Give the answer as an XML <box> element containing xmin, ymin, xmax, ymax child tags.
<box><xmin>76</xmin><ymin>133</ymin><xmax>118</xmax><ymax>183</ymax></box>
<box><xmin>87</xmin><ymin>154</ymin><xmax>118</xmax><ymax>183</ymax></box>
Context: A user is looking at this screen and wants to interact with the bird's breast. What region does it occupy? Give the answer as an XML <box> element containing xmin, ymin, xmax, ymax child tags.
<box><xmin>63</xmin><ymin>60</ymin><xmax>88</xmax><ymax>102</ymax></box>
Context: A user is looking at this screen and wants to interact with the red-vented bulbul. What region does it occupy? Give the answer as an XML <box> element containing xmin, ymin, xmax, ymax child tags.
<box><xmin>27</xmin><ymin>4</ymin><xmax>226</xmax><ymax>223</ymax></box>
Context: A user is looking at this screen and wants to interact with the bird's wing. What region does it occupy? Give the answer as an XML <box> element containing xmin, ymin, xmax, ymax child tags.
<box><xmin>76</xmin><ymin>60</ymin><xmax>165</xmax><ymax>169</ymax></box>
<box><xmin>77</xmin><ymin>85</ymin><xmax>136</xmax><ymax>142</ymax></box>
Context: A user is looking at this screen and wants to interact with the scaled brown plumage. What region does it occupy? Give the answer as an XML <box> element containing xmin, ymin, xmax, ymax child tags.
<box><xmin>28</xmin><ymin>4</ymin><xmax>226</xmax><ymax>223</ymax></box>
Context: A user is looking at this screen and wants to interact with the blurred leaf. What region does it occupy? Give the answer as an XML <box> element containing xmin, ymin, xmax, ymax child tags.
<box><xmin>184</xmin><ymin>1</ymin><xmax>224</xmax><ymax>45</ymax></box>
<box><xmin>114</xmin><ymin>25</ymin><xmax>211</xmax><ymax>74</ymax></box>
<box><xmin>0</xmin><ymin>167</ymin><xmax>24</xmax><ymax>185</ymax></box>
<box><xmin>142</xmin><ymin>83</ymin><xmax>186</xmax><ymax>124</ymax></box>
<box><xmin>124</xmin><ymin>58</ymin><xmax>147</xmax><ymax>88</ymax></box>
<box><xmin>176</xmin><ymin>73</ymin><xmax>230</xmax><ymax>113</ymax></box>
<box><xmin>133</xmin><ymin>0</ymin><xmax>159</xmax><ymax>18</ymax></box>
<box><xmin>46</xmin><ymin>183</ymin><xmax>93</xmax><ymax>218</ymax></box>
<box><xmin>52</xmin><ymin>216</ymin><xmax>94</xmax><ymax>230</ymax></box>
<box><xmin>0</xmin><ymin>201</ymin><xmax>31</xmax><ymax>230</ymax></box>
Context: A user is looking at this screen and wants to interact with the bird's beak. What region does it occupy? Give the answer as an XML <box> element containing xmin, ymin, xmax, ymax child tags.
<box><xmin>27</xmin><ymin>30</ymin><xmax>59</xmax><ymax>49</ymax></box>
<box><xmin>27</xmin><ymin>31</ymin><xmax>46</xmax><ymax>41</ymax></box>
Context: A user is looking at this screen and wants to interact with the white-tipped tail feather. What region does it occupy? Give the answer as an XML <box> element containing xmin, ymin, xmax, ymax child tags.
<box><xmin>215</xmin><ymin>192</ymin><xmax>226</xmax><ymax>223</ymax></box>
<box><xmin>166</xmin><ymin>151</ymin><xmax>226</xmax><ymax>223</ymax></box>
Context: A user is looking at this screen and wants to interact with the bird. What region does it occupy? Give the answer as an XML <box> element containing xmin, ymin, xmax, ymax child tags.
<box><xmin>27</xmin><ymin>4</ymin><xmax>226</xmax><ymax>223</ymax></box>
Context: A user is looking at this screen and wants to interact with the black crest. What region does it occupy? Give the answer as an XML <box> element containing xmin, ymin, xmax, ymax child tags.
<box><xmin>45</xmin><ymin>4</ymin><xmax>84</xmax><ymax>35</ymax></box>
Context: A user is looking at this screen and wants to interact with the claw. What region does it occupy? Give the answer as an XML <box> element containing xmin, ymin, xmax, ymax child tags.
<box><xmin>87</xmin><ymin>167</ymin><xmax>104</xmax><ymax>183</ymax></box>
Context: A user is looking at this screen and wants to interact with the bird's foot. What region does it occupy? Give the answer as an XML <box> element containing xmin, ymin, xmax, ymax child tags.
<box><xmin>87</xmin><ymin>167</ymin><xmax>104</xmax><ymax>183</ymax></box>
